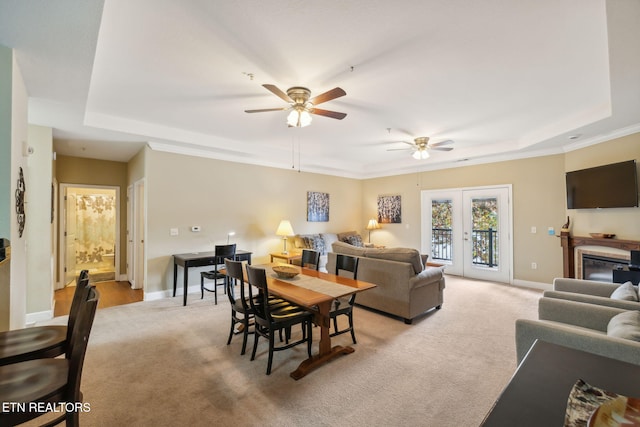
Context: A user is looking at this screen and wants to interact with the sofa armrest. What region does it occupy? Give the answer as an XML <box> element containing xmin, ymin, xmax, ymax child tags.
<box><xmin>409</xmin><ymin>266</ymin><xmax>444</xmax><ymax>290</ymax></box>
<box><xmin>552</xmin><ymin>277</ymin><xmax>619</xmax><ymax>297</ymax></box>
<box><xmin>538</xmin><ymin>297</ymin><xmax>627</xmax><ymax>332</ymax></box>
<box><xmin>515</xmin><ymin>319</ymin><xmax>640</xmax><ymax>366</ymax></box>
<box><xmin>543</xmin><ymin>290</ymin><xmax>640</xmax><ymax>311</ymax></box>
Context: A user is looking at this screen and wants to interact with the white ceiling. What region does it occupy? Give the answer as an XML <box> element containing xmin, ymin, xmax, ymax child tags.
<box><xmin>1</xmin><ymin>0</ymin><xmax>639</xmax><ymax>178</ymax></box>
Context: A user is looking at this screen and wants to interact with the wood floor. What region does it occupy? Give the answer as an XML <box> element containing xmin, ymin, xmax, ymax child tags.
<box><xmin>54</xmin><ymin>280</ymin><xmax>143</xmax><ymax>317</ymax></box>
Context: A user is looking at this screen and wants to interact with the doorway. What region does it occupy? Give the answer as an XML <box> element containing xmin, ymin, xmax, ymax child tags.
<box><xmin>59</xmin><ymin>185</ymin><xmax>120</xmax><ymax>287</ymax></box>
<box><xmin>421</xmin><ymin>185</ymin><xmax>512</xmax><ymax>283</ymax></box>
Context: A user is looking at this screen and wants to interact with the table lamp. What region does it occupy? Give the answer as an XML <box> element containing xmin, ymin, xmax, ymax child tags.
<box><xmin>366</xmin><ymin>218</ymin><xmax>380</xmax><ymax>243</ymax></box>
<box><xmin>276</xmin><ymin>220</ymin><xmax>295</xmax><ymax>254</ymax></box>
<box><xmin>227</xmin><ymin>231</ymin><xmax>235</xmax><ymax>244</ymax></box>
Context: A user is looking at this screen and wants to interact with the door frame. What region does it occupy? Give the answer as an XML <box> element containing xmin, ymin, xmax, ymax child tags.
<box><xmin>130</xmin><ymin>178</ymin><xmax>145</xmax><ymax>290</ymax></box>
<box><xmin>58</xmin><ymin>183</ymin><xmax>121</xmax><ymax>288</ymax></box>
<box><xmin>421</xmin><ymin>184</ymin><xmax>513</xmax><ymax>284</ymax></box>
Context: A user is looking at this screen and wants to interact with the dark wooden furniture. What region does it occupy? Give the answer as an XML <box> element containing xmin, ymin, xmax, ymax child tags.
<box><xmin>200</xmin><ymin>244</ymin><xmax>236</xmax><ymax>304</ymax></box>
<box><xmin>0</xmin><ymin>286</ymin><xmax>99</xmax><ymax>427</ymax></box>
<box><xmin>559</xmin><ymin>232</ymin><xmax>640</xmax><ymax>278</ymax></box>
<box><xmin>0</xmin><ymin>270</ymin><xmax>89</xmax><ymax>366</ymax></box>
<box><xmin>265</xmin><ymin>264</ymin><xmax>375</xmax><ymax>379</ymax></box>
<box><xmin>330</xmin><ymin>254</ymin><xmax>359</xmax><ymax>344</ymax></box>
<box><xmin>300</xmin><ymin>249</ymin><xmax>320</xmax><ymax>270</ymax></box>
<box><xmin>481</xmin><ymin>340</ymin><xmax>640</xmax><ymax>426</ymax></box>
<box><xmin>613</xmin><ymin>269</ymin><xmax>640</xmax><ymax>284</ymax></box>
<box><xmin>246</xmin><ymin>265</ymin><xmax>314</xmax><ymax>375</ymax></box>
<box><xmin>173</xmin><ymin>250</ymin><xmax>252</xmax><ymax>306</ymax></box>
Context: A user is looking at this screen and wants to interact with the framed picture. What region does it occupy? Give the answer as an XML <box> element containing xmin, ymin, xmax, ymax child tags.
<box><xmin>378</xmin><ymin>194</ymin><xmax>401</xmax><ymax>223</ymax></box>
<box><xmin>307</xmin><ymin>191</ymin><xmax>329</xmax><ymax>222</ymax></box>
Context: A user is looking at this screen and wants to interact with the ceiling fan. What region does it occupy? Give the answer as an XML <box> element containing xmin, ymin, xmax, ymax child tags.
<box><xmin>245</xmin><ymin>84</ymin><xmax>347</xmax><ymax>127</ymax></box>
<box><xmin>387</xmin><ymin>137</ymin><xmax>454</xmax><ymax>160</ymax></box>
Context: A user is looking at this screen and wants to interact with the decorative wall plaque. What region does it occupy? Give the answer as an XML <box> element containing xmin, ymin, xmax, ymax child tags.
<box><xmin>15</xmin><ymin>167</ymin><xmax>25</xmax><ymax>237</ymax></box>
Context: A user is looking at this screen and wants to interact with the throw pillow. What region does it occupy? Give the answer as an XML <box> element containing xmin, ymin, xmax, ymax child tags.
<box><xmin>346</xmin><ymin>234</ymin><xmax>363</xmax><ymax>247</ymax></box>
<box><xmin>610</xmin><ymin>281</ymin><xmax>638</xmax><ymax>301</ymax></box>
<box><xmin>607</xmin><ymin>310</ymin><xmax>640</xmax><ymax>341</ymax></box>
<box><xmin>302</xmin><ymin>235</ymin><xmax>325</xmax><ymax>255</ymax></box>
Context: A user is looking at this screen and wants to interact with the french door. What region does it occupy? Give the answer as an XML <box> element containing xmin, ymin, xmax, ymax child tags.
<box><xmin>421</xmin><ymin>186</ymin><xmax>512</xmax><ymax>283</ymax></box>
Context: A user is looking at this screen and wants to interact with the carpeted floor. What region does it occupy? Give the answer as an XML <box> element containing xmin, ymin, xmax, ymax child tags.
<box><xmin>33</xmin><ymin>275</ymin><xmax>542</xmax><ymax>427</ymax></box>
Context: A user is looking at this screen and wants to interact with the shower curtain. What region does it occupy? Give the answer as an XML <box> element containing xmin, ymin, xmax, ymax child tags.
<box><xmin>75</xmin><ymin>194</ymin><xmax>116</xmax><ymax>266</ymax></box>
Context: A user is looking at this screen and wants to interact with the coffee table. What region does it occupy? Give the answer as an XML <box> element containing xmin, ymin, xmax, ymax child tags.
<box><xmin>481</xmin><ymin>340</ymin><xmax>640</xmax><ymax>426</ymax></box>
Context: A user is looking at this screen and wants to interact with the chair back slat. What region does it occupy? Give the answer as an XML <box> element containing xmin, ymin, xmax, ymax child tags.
<box><xmin>215</xmin><ymin>244</ymin><xmax>236</xmax><ymax>259</ymax></box>
<box><xmin>66</xmin><ymin>286</ymin><xmax>99</xmax><ymax>402</ymax></box>
<box><xmin>301</xmin><ymin>249</ymin><xmax>320</xmax><ymax>270</ymax></box>
<box><xmin>66</xmin><ymin>271</ymin><xmax>91</xmax><ymax>343</ymax></box>
<box><xmin>245</xmin><ymin>265</ymin><xmax>272</xmax><ymax>323</ymax></box>
<box><xmin>335</xmin><ymin>254</ymin><xmax>359</xmax><ymax>280</ymax></box>
<box><xmin>224</xmin><ymin>259</ymin><xmax>250</xmax><ymax>309</ymax></box>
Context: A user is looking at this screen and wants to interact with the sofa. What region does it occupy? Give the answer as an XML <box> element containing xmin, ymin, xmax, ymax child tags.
<box><xmin>543</xmin><ymin>277</ymin><xmax>640</xmax><ymax>311</ymax></box>
<box><xmin>326</xmin><ymin>241</ymin><xmax>445</xmax><ymax>324</ymax></box>
<box><xmin>515</xmin><ymin>297</ymin><xmax>640</xmax><ymax>366</ymax></box>
<box><xmin>291</xmin><ymin>231</ymin><xmax>372</xmax><ymax>273</ymax></box>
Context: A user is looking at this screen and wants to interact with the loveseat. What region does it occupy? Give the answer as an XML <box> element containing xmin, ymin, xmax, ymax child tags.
<box><xmin>326</xmin><ymin>241</ymin><xmax>445</xmax><ymax>324</ymax></box>
<box><xmin>543</xmin><ymin>277</ymin><xmax>640</xmax><ymax>311</ymax></box>
<box><xmin>515</xmin><ymin>297</ymin><xmax>640</xmax><ymax>366</ymax></box>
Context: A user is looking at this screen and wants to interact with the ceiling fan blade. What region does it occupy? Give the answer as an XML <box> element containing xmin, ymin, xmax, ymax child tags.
<box><xmin>430</xmin><ymin>146</ymin><xmax>454</xmax><ymax>151</ymax></box>
<box><xmin>386</xmin><ymin>147</ymin><xmax>414</xmax><ymax>152</ymax></box>
<box><xmin>244</xmin><ymin>107</ymin><xmax>287</xmax><ymax>113</ymax></box>
<box><xmin>262</xmin><ymin>84</ymin><xmax>293</xmax><ymax>103</ymax></box>
<box><xmin>310</xmin><ymin>108</ymin><xmax>347</xmax><ymax>120</ymax></box>
<box><xmin>309</xmin><ymin>87</ymin><xmax>346</xmax><ymax>105</ymax></box>
<box><xmin>430</xmin><ymin>139</ymin><xmax>454</xmax><ymax>147</ymax></box>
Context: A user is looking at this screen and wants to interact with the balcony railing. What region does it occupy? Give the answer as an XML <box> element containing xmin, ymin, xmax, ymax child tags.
<box><xmin>431</xmin><ymin>227</ymin><xmax>498</xmax><ymax>267</ymax></box>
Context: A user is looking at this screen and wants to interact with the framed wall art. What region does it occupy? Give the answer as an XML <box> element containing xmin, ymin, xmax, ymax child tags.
<box><xmin>377</xmin><ymin>194</ymin><xmax>401</xmax><ymax>224</ymax></box>
<box><xmin>307</xmin><ymin>191</ymin><xmax>329</xmax><ymax>222</ymax></box>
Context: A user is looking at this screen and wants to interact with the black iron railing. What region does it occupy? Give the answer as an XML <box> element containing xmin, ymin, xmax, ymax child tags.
<box><xmin>431</xmin><ymin>227</ymin><xmax>498</xmax><ymax>267</ymax></box>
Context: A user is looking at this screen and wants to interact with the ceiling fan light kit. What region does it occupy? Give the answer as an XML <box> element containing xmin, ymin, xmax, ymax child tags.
<box><xmin>387</xmin><ymin>136</ymin><xmax>454</xmax><ymax>160</ymax></box>
<box><xmin>246</xmin><ymin>84</ymin><xmax>346</xmax><ymax>128</ymax></box>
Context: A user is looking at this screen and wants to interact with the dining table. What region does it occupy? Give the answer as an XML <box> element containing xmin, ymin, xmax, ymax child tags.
<box><xmin>249</xmin><ymin>264</ymin><xmax>376</xmax><ymax>380</ymax></box>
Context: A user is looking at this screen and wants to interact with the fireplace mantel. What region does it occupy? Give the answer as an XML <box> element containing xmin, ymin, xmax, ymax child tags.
<box><xmin>560</xmin><ymin>232</ymin><xmax>640</xmax><ymax>278</ymax></box>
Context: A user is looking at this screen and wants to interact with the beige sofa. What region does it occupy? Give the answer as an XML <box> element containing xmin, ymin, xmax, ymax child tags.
<box><xmin>543</xmin><ymin>277</ymin><xmax>640</xmax><ymax>311</ymax></box>
<box><xmin>326</xmin><ymin>241</ymin><xmax>445</xmax><ymax>324</ymax></box>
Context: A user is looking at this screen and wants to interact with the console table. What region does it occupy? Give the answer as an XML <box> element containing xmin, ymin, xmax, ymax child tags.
<box><xmin>173</xmin><ymin>250</ymin><xmax>252</xmax><ymax>306</ymax></box>
<box><xmin>481</xmin><ymin>340</ymin><xmax>640</xmax><ymax>426</ymax></box>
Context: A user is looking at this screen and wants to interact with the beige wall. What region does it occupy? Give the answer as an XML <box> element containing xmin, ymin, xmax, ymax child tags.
<box><xmin>564</xmin><ymin>133</ymin><xmax>640</xmax><ymax>240</ymax></box>
<box><xmin>145</xmin><ymin>149</ymin><xmax>362</xmax><ymax>294</ymax></box>
<box><xmin>55</xmin><ymin>155</ymin><xmax>129</xmax><ymax>275</ymax></box>
<box><xmin>26</xmin><ymin>125</ymin><xmax>53</xmax><ymax>316</ymax></box>
<box><xmin>363</xmin><ymin>155</ymin><xmax>567</xmax><ymax>283</ymax></box>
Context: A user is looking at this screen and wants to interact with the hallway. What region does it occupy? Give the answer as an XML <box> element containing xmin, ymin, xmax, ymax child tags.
<box><xmin>54</xmin><ymin>280</ymin><xmax>143</xmax><ymax>317</ymax></box>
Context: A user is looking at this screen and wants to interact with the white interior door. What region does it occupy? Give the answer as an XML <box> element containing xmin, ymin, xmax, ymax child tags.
<box><xmin>127</xmin><ymin>185</ymin><xmax>134</xmax><ymax>285</ymax></box>
<box><xmin>422</xmin><ymin>186</ymin><xmax>512</xmax><ymax>283</ymax></box>
<box><xmin>64</xmin><ymin>191</ymin><xmax>77</xmax><ymax>286</ymax></box>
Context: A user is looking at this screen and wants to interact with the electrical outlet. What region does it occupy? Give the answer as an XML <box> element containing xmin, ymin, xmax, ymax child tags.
<box><xmin>530</xmin><ymin>226</ymin><xmax>537</xmax><ymax>234</ymax></box>
<box><xmin>170</xmin><ymin>228</ymin><xmax>179</xmax><ymax>236</ymax></box>
<box><xmin>531</xmin><ymin>262</ymin><xmax>537</xmax><ymax>270</ymax></box>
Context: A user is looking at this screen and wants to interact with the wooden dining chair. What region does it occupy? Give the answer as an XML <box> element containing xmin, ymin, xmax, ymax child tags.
<box><xmin>224</xmin><ymin>258</ymin><xmax>255</xmax><ymax>355</ymax></box>
<box><xmin>246</xmin><ymin>265</ymin><xmax>313</xmax><ymax>375</ymax></box>
<box><xmin>331</xmin><ymin>254</ymin><xmax>359</xmax><ymax>344</ymax></box>
<box><xmin>0</xmin><ymin>285</ymin><xmax>99</xmax><ymax>427</ymax></box>
<box><xmin>201</xmin><ymin>244</ymin><xmax>236</xmax><ymax>304</ymax></box>
<box><xmin>301</xmin><ymin>249</ymin><xmax>320</xmax><ymax>270</ymax></box>
<box><xmin>0</xmin><ymin>270</ymin><xmax>90</xmax><ymax>366</ymax></box>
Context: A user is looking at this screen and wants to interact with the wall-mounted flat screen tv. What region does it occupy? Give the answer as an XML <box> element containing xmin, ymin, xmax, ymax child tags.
<box><xmin>566</xmin><ymin>160</ymin><xmax>638</xmax><ymax>209</ymax></box>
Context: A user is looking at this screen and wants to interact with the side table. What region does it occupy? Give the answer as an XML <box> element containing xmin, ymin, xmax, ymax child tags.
<box><xmin>270</xmin><ymin>252</ymin><xmax>302</xmax><ymax>264</ymax></box>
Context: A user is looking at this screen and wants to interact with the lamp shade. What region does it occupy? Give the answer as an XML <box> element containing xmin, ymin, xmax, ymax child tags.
<box><xmin>287</xmin><ymin>108</ymin><xmax>312</xmax><ymax>127</ymax></box>
<box><xmin>366</xmin><ymin>219</ymin><xmax>380</xmax><ymax>230</ymax></box>
<box><xmin>276</xmin><ymin>220</ymin><xmax>295</xmax><ymax>237</ymax></box>
<box><xmin>413</xmin><ymin>149</ymin><xmax>430</xmax><ymax>160</ymax></box>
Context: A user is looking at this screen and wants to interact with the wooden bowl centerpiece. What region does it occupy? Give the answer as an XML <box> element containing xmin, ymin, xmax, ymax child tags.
<box><xmin>272</xmin><ymin>264</ymin><xmax>300</xmax><ymax>279</ymax></box>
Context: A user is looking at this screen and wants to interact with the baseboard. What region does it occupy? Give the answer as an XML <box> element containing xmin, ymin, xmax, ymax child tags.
<box><xmin>512</xmin><ymin>279</ymin><xmax>551</xmax><ymax>291</ymax></box>
<box><xmin>144</xmin><ymin>284</ymin><xmax>201</xmax><ymax>302</ymax></box>
<box><xmin>118</xmin><ymin>274</ymin><xmax>128</xmax><ymax>281</ymax></box>
<box><xmin>26</xmin><ymin>309</ymin><xmax>54</xmax><ymax>325</ymax></box>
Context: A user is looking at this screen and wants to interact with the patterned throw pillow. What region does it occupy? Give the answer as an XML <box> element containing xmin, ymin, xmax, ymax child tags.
<box><xmin>346</xmin><ymin>235</ymin><xmax>363</xmax><ymax>247</ymax></box>
<box><xmin>303</xmin><ymin>235</ymin><xmax>326</xmax><ymax>255</ymax></box>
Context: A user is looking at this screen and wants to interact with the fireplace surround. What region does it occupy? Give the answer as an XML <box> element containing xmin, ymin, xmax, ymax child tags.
<box><xmin>560</xmin><ymin>232</ymin><xmax>640</xmax><ymax>278</ymax></box>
